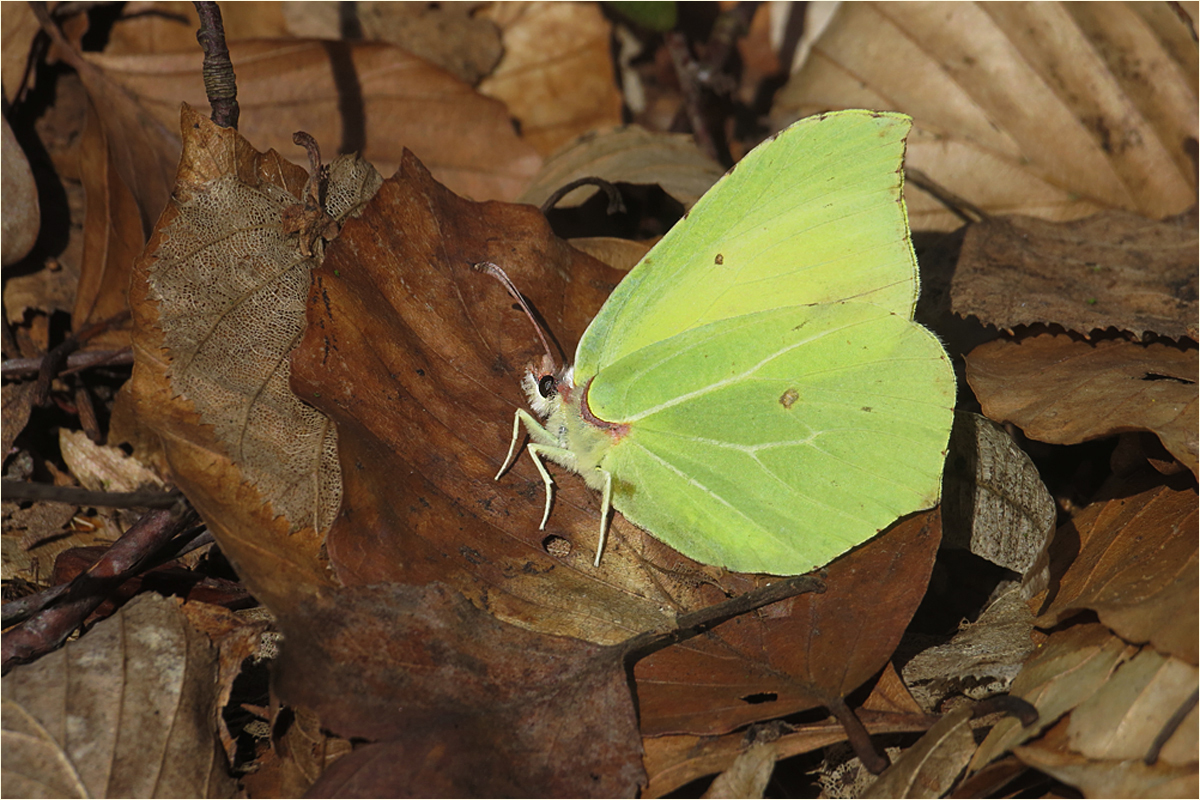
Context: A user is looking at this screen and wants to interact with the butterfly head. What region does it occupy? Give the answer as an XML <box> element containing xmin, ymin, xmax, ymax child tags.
<box><xmin>523</xmin><ymin>354</ymin><xmax>574</xmax><ymax>419</ymax></box>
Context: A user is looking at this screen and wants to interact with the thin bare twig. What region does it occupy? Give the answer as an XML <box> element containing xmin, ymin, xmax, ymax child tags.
<box><xmin>193</xmin><ymin>1</ymin><xmax>239</xmax><ymax>128</ymax></box>
<box><xmin>0</xmin><ymin>480</ymin><xmax>183</xmax><ymax>509</ymax></box>
<box><xmin>1</xmin><ymin>506</ymin><xmax>200</xmax><ymax>673</ymax></box>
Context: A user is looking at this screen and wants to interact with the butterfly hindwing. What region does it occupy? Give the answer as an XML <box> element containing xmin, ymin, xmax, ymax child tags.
<box><xmin>590</xmin><ymin>302</ymin><xmax>954</xmax><ymax>574</ymax></box>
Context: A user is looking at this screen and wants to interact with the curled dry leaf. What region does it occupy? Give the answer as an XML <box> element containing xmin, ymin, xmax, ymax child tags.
<box><xmin>862</xmin><ymin>706</ymin><xmax>976</xmax><ymax>799</ymax></box>
<box><xmin>1039</xmin><ymin>480</ymin><xmax>1198</xmax><ymax>665</ymax></box>
<box><xmin>1014</xmin><ymin>715</ymin><xmax>1198</xmax><ymax>798</ymax></box>
<box><xmin>0</xmin><ymin>593</ymin><xmax>236</xmax><ymax>798</ymax></box>
<box><xmin>1066</xmin><ymin>645</ymin><xmax>1198</xmax><ymax>765</ymax></box>
<box><xmin>1</xmin><ymin>1</ymin><xmax>41</xmax><ymax>103</ymax></box>
<box><xmin>290</xmin><ymin>147</ymin><xmax>945</xmax><ymax>735</ymax></box>
<box><xmin>901</xmin><ymin>587</ymin><xmax>1039</xmax><ymax>714</ymax></box>
<box><xmin>951</xmin><ymin>210</ymin><xmax>1199</xmax><ymax>341</ymax></box>
<box><xmin>478</xmin><ymin>2</ymin><xmax>623</xmax><ymax>157</ymax></box>
<box><xmin>72</xmin><ymin>98</ymin><xmax>143</xmax><ymax>347</ymax></box>
<box><xmin>127</xmin><ymin>107</ymin><xmax>378</xmax><ymax>609</ymax></box>
<box><xmin>86</xmin><ymin>39</ymin><xmax>542</xmax><ymax>201</ymax></box>
<box><xmin>518</xmin><ymin>125</ymin><xmax>725</xmax><ymax>209</ymax></box>
<box><xmin>970</xmin><ymin>623</ymin><xmax>1137</xmax><ymax>771</ymax></box>
<box><xmin>272</xmin><ymin>583</ymin><xmax>646</xmax><ymax>797</ymax></box>
<box><xmin>941</xmin><ymin>412</ymin><xmax>1057</xmax><ymax>581</ymax></box>
<box><xmin>774</xmin><ymin>2</ymin><xmax>1198</xmax><ymax>230</ymax></box>
<box><xmin>965</xmin><ymin>334</ymin><xmax>1199</xmax><ymax>478</ymax></box>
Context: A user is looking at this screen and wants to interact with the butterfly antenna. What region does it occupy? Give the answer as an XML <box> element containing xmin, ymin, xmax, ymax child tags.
<box><xmin>474</xmin><ymin>261</ymin><xmax>556</xmax><ymax>366</ymax></box>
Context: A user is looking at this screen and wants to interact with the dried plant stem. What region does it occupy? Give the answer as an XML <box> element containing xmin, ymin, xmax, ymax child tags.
<box><xmin>194</xmin><ymin>1</ymin><xmax>239</xmax><ymax>128</ymax></box>
<box><xmin>1</xmin><ymin>506</ymin><xmax>200</xmax><ymax>673</ymax></box>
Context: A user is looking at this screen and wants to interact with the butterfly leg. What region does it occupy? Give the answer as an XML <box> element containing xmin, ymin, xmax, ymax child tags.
<box><xmin>594</xmin><ymin>468</ymin><xmax>613</xmax><ymax>567</ymax></box>
<box><xmin>524</xmin><ymin>444</ymin><xmax>562</xmax><ymax>529</ymax></box>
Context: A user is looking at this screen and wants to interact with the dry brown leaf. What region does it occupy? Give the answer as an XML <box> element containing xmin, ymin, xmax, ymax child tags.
<box><xmin>863</xmin><ymin>706</ymin><xmax>975</xmax><ymax>798</ymax></box>
<box><xmin>87</xmin><ymin>39</ymin><xmax>541</xmax><ymax>202</ymax></box>
<box><xmin>0</xmin><ymin>1</ymin><xmax>41</xmax><ymax>103</ymax></box>
<box><xmin>1</xmin><ymin>382</ymin><xmax>37</xmax><ymax>458</ymax></box>
<box><xmin>951</xmin><ymin>210</ymin><xmax>1199</xmax><ymax>341</ymax></box>
<box><xmin>58</xmin><ymin>428</ymin><xmax>164</xmax><ymax>494</ymax></box>
<box><xmin>289</xmin><ymin>146</ymin><xmax>946</xmax><ymax>735</ymax></box>
<box><xmin>0</xmin><ymin>593</ymin><xmax>237</xmax><ymax>798</ymax></box>
<box><xmin>518</xmin><ymin>125</ymin><xmax>725</xmax><ymax>209</ymax></box>
<box><xmin>1</xmin><ymin>115</ymin><xmax>40</xmax><ymax>266</ymax></box>
<box><xmin>1013</xmin><ymin>716</ymin><xmax>1199</xmax><ymax>798</ymax></box>
<box><xmin>1</xmin><ymin>501</ymin><xmax>97</xmax><ymax>584</ymax></box>
<box><xmin>941</xmin><ymin>412</ymin><xmax>1057</xmax><ymax>581</ymax></box>
<box><xmin>479</xmin><ymin>2</ymin><xmax>623</xmax><ymax>157</ymax></box>
<box><xmin>774</xmin><ymin>2</ymin><xmax>1198</xmax><ymax>231</ymax></box>
<box><xmin>965</xmin><ymin>334</ymin><xmax>1199</xmax><ymax>478</ymax></box>
<box><xmin>970</xmin><ymin>623</ymin><xmax>1137</xmax><ymax>771</ymax></box>
<box><xmin>70</xmin><ymin>98</ymin><xmax>144</xmax><ymax>347</ymax></box>
<box><xmin>126</xmin><ymin>107</ymin><xmax>351</xmax><ymax>609</ymax></box>
<box><xmin>646</xmin><ymin>711</ymin><xmax>941</xmax><ymax>797</ymax></box>
<box><xmin>1039</xmin><ymin>481</ymin><xmax>1198</xmax><ymax>664</ymax></box>
<box><xmin>273</xmin><ymin>583</ymin><xmax>646</xmax><ymax>797</ymax></box>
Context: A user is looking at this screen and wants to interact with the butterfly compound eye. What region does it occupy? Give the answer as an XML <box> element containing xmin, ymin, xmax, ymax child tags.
<box><xmin>538</xmin><ymin>375</ymin><xmax>557</xmax><ymax>398</ymax></box>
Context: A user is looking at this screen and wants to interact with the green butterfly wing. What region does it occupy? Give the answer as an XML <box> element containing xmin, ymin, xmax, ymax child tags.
<box><xmin>575</xmin><ymin>110</ymin><xmax>918</xmax><ymax>383</ymax></box>
<box><xmin>587</xmin><ymin>302</ymin><xmax>954</xmax><ymax>574</ymax></box>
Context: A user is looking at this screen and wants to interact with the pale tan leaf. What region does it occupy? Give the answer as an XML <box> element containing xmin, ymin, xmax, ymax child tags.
<box><xmin>0</xmin><ymin>594</ymin><xmax>237</xmax><ymax>798</ymax></box>
<box><xmin>479</xmin><ymin>2</ymin><xmax>623</xmax><ymax>157</ymax></box>
<box><xmin>58</xmin><ymin>429</ymin><xmax>164</xmax><ymax>494</ymax></box>
<box><xmin>1014</xmin><ymin>718</ymin><xmax>1199</xmax><ymax>799</ymax></box>
<box><xmin>1068</xmin><ymin>647</ymin><xmax>1198</xmax><ymax>764</ymax></box>
<box><xmin>1</xmin><ymin>115</ymin><xmax>40</xmax><ymax>266</ymax></box>
<box><xmin>773</xmin><ymin>2</ymin><xmax>1198</xmax><ymax>230</ymax></box>
<box><xmin>702</xmin><ymin>740</ymin><xmax>777</xmax><ymax>799</ymax></box>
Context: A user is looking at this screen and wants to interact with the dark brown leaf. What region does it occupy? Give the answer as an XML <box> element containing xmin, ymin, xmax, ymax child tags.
<box><xmin>291</xmin><ymin>151</ymin><xmax>944</xmax><ymax>736</ymax></box>
<box><xmin>272</xmin><ymin>583</ymin><xmax>646</xmax><ymax>797</ymax></box>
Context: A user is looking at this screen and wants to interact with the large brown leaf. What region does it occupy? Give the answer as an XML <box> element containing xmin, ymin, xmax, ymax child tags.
<box><xmin>290</xmin><ymin>151</ymin><xmax>943</xmax><ymax>735</ymax></box>
<box><xmin>773</xmin><ymin>2</ymin><xmax>1198</xmax><ymax>231</ymax></box>
<box><xmin>272</xmin><ymin>583</ymin><xmax>646</xmax><ymax>797</ymax></box>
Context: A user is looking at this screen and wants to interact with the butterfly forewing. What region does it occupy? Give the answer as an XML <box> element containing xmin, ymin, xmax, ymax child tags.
<box><xmin>574</xmin><ymin>111</ymin><xmax>919</xmax><ymax>383</ymax></box>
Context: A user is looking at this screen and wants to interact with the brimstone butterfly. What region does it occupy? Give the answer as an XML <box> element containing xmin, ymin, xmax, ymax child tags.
<box><xmin>494</xmin><ymin>110</ymin><xmax>956</xmax><ymax>576</ymax></box>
